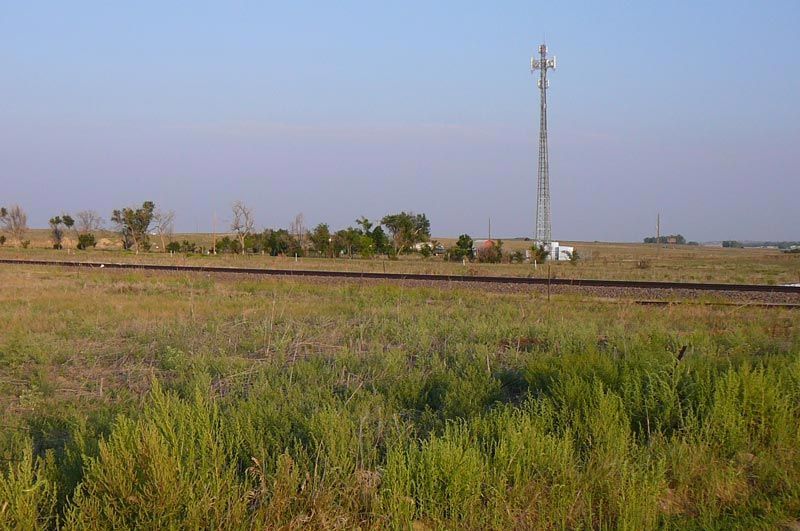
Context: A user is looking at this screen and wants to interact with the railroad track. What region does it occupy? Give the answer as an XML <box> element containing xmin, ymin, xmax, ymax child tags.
<box><xmin>2</xmin><ymin>257</ymin><xmax>799</xmax><ymax>296</ymax></box>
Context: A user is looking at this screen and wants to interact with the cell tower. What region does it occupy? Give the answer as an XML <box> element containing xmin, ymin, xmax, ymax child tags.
<box><xmin>531</xmin><ymin>44</ymin><xmax>556</xmax><ymax>245</ymax></box>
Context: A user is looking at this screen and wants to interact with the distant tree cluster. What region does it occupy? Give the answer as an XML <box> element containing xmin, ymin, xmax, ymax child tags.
<box><xmin>166</xmin><ymin>240</ymin><xmax>199</xmax><ymax>254</ymax></box>
<box><xmin>1</xmin><ymin>204</ymin><xmax>107</xmax><ymax>250</ymax></box>
<box><xmin>738</xmin><ymin>241</ymin><xmax>800</xmax><ymax>250</ymax></box>
<box><xmin>722</xmin><ymin>240</ymin><xmax>744</xmax><ymax>248</ymax></box>
<box><xmin>643</xmin><ymin>234</ymin><xmax>686</xmax><ymax>244</ymax></box>
<box><xmin>210</xmin><ymin>209</ymin><xmax>428</xmax><ymax>259</ymax></box>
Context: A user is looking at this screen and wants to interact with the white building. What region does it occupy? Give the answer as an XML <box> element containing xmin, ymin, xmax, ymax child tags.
<box><xmin>534</xmin><ymin>241</ymin><xmax>574</xmax><ymax>261</ymax></box>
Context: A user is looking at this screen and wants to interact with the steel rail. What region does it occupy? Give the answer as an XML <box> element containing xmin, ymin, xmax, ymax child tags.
<box><xmin>2</xmin><ymin>258</ymin><xmax>800</xmax><ymax>295</ymax></box>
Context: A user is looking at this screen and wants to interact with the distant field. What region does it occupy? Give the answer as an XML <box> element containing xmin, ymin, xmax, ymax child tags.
<box><xmin>3</xmin><ymin>229</ymin><xmax>799</xmax><ymax>285</ymax></box>
<box><xmin>1</xmin><ymin>265</ymin><xmax>799</xmax><ymax>528</ymax></box>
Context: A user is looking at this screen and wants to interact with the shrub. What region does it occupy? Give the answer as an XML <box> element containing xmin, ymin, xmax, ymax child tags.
<box><xmin>531</xmin><ymin>244</ymin><xmax>549</xmax><ymax>263</ymax></box>
<box><xmin>0</xmin><ymin>443</ymin><xmax>58</xmax><ymax>528</ymax></box>
<box><xmin>77</xmin><ymin>233</ymin><xmax>97</xmax><ymax>250</ymax></box>
<box><xmin>65</xmin><ymin>383</ymin><xmax>249</xmax><ymax>528</ymax></box>
<box><xmin>476</xmin><ymin>244</ymin><xmax>502</xmax><ymax>263</ymax></box>
<box><xmin>568</xmin><ymin>249</ymin><xmax>580</xmax><ymax>265</ymax></box>
<box><xmin>215</xmin><ymin>236</ymin><xmax>240</xmax><ymax>254</ymax></box>
<box><xmin>168</xmin><ymin>240</ymin><xmax>196</xmax><ymax>253</ymax></box>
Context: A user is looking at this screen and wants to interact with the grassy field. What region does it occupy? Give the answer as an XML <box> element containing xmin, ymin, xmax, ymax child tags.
<box><xmin>1</xmin><ymin>264</ymin><xmax>799</xmax><ymax>529</ymax></box>
<box><xmin>3</xmin><ymin>230</ymin><xmax>800</xmax><ymax>285</ymax></box>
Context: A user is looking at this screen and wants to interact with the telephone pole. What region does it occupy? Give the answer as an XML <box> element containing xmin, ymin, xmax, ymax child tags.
<box><xmin>531</xmin><ymin>44</ymin><xmax>556</xmax><ymax>245</ymax></box>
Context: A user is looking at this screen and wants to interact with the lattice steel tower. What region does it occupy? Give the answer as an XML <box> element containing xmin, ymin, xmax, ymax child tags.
<box><xmin>531</xmin><ymin>44</ymin><xmax>556</xmax><ymax>245</ymax></box>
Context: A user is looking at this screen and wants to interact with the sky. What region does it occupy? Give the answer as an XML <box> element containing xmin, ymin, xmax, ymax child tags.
<box><xmin>2</xmin><ymin>1</ymin><xmax>799</xmax><ymax>242</ymax></box>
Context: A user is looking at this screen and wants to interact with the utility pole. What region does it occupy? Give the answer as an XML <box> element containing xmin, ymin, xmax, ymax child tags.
<box><xmin>212</xmin><ymin>211</ymin><xmax>217</xmax><ymax>254</ymax></box>
<box><xmin>531</xmin><ymin>43</ymin><xmax>556</xmax><ymax>246</ymax></box>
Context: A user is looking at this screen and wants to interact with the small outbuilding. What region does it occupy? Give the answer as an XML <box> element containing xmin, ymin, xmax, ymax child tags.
<box><xmin>533</xmin><ymin>241</ymin><xmax>574</xmax><ymax>261</ymax></box>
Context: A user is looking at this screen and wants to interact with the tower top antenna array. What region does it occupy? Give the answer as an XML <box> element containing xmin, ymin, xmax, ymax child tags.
<box><xmin>531</xmin><ymin>43</ymin><xmax>556</xmax><ymax>245</ymax></box>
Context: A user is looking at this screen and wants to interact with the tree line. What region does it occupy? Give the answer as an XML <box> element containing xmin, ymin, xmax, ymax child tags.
<box><xmin>0</xmin><ymin>202</ymin><xmax>435</xmax><ymax>259</ymax></box>
<box><xmin>1</xmin><ymin>201</ymin><xmax>567</xmax><ymax>263</ymax></box>
<box><xmin>643</xmin><ymin>234</ymin><xmax>687</xmax><ymax>245</ymax></box>
<box><xmin>217</xmin><ymin>208</ymin><xmax>433</xmax><ymax>258</ymax></box>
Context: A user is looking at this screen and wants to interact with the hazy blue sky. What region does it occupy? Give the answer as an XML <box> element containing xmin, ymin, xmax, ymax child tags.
<box><xmin>2</xmin><ymin>1</ymin><xmax>798</xmax><ymax>241</ymax></box>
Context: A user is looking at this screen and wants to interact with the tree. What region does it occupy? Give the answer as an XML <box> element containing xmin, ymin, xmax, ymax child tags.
<box><xmin>76</xmin><ymin>210</ymin><xmax>103</xmax><ymax>252</ymax></box>
<box><xmin>333</xmin><ymin>228</ymin><xmax>362</xmax><ymax>258</ymax></box>
<box><xmin>380</xmin><ymin>212</ymin><xmax>431</xmax><ymax>253</ymax></box>
<box><xmin>370</xmin><ymin>225</ymin><xmax>390</xmax><ymax>255</ymax></box>
<box><xmin>356</xmin><ymin>216</ymin><xmax>373</xmax><ymax>235</ymax></box>
<box><xmin>456</xmin><ymin>234</ymin><xmax>473</xmax><ymax>254</ymax></box>
<box><xmin>49</xmin><ymin>216</ymin><xmax>65</xmax><ymax>249</ymax></box>
<box><xmin>353</xmin><ymin>217</ymin><xmax>381</xmax><ymax>258</ymax></box>
<box><xmin>111</xmin><ymin>201</ymin><xmax>155</xmax><ymax>253</ymax></box>
<box><xmin>0</xmin><ymin>205</ymin><xmax>28</xmax><ymax>246</ymax></box>
<box><xmin>289</xmin><ymin>213</ymin><xmax>307</xmax><ymax>250</ymax></box>
<box><xmin>62</xmin><ymin>214</ymin><xmax>75</xmax><ymax>246</ymax></box>
<box><xmin>309</xmin><ymin>223</ymin><xmax>332</xmax><ymax>256</ymax></box>
<box><xmin>152</xmin><ymin>209</ymin><xmax>175</xmax><ymax>252</ymax></box>
<box><xmin>355</xmin><ymin>217</ymin><xmax>393</xmax><ymax>257</ymax></box>
<box><xmin>381</xmin><ymin>213</ymin><xmax>413</xmax><ymax>250</ymax></box>
<box><xmin>448</xmin><ymin>234</ymin><xmax>473</xmax><ymax>261</ymax></box>
<box><xmin>48</xmin><ymin>214</ymin><xmax>74</xmax><ymax>249</ymax></box>
<box><xmin>76</xmin><ymin>210</ymin><xmax>104</xmax><ymax>234</ymax></box>
<box><xmin>447</xmin><ymin>234</ymin><xmax>473</xmax><ymax>262</ymax></box>
<box><xmin>359</xmin><ymin>234</ymin><xmax>376</xmax><ymax>258</ymax></box>
<box><xmin>230</xmin><ymin>201</ymin><xmax>254</xmax><ymax>254</ymax></box>
<box><xmin>259</xmin><ymin>229</ymin><xmax>302</xmax><ymax>257</ymax></box>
